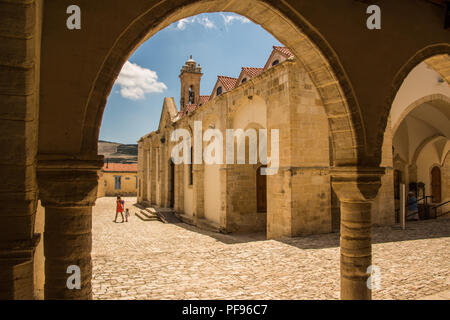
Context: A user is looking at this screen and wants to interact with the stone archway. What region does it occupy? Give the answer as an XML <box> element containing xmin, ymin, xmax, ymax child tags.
<box><xmin>7</xmin><ymin>0</ymin><xmax>450</xmax><ymax>301</ymax></box>
<box><xmin>81</xmin><ymin>0</ymin><xmax>364</xmax><ymax>166</ymax></box>
<box><xmin>377</xmin><ymin>46</ymin><xmax>450</xmax><ymax>158</ymax></box>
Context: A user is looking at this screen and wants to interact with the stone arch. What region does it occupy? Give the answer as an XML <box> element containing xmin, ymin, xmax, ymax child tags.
<box><xmin>377</xmin><ymin>44</ymin><xmax>450</xmax><ymax>157</ymax></box>
<box><xmin>411</xmin><ymin>134</ymin><xmax>447</xmax><ymax>168</ymax></box>
<box><xmin>80</xmin><ymin>0</ymin><xmax>364</xmax><ymax>166</ymax></box>
<box><xmin>231</xmin><ymin>95</ymin><xmax>267</xmax><ymax>131</ymax></box>
<box><xmin>392</xmin><ymin>94</ymin><xmax>450</xmax><ymax>137</ymax></box>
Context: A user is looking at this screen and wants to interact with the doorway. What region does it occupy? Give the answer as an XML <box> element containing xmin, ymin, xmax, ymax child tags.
<box><xmin>257</xmin><ymin>166</ymin><xmax>267</xmax><ymax>213</ymax></box>
<box><xmin>431</xmin><ymin>166</ymin><xmax>441</xmax><ymax>203</ymax></box>
<box><xmin>169</xmin><ymin>159</ymin><xmax>175</xmax><ymax>208</ymax></box>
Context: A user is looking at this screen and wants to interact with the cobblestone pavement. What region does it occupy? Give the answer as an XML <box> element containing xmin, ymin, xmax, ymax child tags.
<box><xmin>92</xmin><ymin>197</ymin><xmax>450</xmax><ymax>300</ymax></box>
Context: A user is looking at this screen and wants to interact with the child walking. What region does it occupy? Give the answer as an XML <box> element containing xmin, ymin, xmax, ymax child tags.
<box><xmin>125</xmin><ymin>208</ymin><xmax>130</xmax><ymax>222</ymax></box>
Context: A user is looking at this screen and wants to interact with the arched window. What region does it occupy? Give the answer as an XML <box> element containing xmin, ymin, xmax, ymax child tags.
<box><xmin>271</xmin><ymin>60</ymin><xmax>279</xmax><ymax>66</ymax></box>
<box><xmin>216</xmin><ymin>86</ymin><xmax>222</xmax><ymax>96</ymax></box>
<box><xmin>241</xmin><ymin>78</ymin><xmax>247</xmax><ymax>84</ymax></box>
<box><xmin>189</xmin><ymin>85</ymin><xmax>195</xmax><ymax>104</ymax></box>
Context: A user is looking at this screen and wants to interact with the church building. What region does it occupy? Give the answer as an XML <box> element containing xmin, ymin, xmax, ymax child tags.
<box><xmin>137</xmin><ymin>46</ymin><xmax>449</xmax><ymax>239</ymax></box>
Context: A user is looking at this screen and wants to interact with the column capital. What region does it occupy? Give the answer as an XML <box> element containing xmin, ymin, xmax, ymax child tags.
<box><xmin>37</xmin><ymin>154</ymin><xmax>103</xmax><ymax>208</ymax></box>
<box><xmin>331</xmin><ymin>166</ymin><xmax>385</xmax><ymax>202</ymax></box>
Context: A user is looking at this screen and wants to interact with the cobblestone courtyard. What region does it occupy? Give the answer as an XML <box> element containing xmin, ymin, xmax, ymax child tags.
<box><xmin>92</xmin><ymin>197</ymin><xmax>450</xmax><ymax>300</ymax></box>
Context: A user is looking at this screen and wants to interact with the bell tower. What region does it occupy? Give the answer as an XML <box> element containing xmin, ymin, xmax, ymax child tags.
<box><xmin>179</xmin><ymin>56</ymin><xmax>203</xmax><ymax>110</ymax></box>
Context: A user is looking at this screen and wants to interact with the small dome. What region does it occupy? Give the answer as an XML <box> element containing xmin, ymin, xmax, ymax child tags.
<box><xmin>186</xmin><ymin>55</ymin><xmax>195</xmax><ymax>64</ymax></box>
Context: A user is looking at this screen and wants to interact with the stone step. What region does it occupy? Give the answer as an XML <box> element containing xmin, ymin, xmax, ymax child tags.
<box><xmin>134</xmin><ymin>211</ymin><xmax>159</xmax><ymax>222</ymax></box>
<box><xmin>140</xmin><ymin>209</ymin><xmax>159</xmax><ymax>220</ymax></box>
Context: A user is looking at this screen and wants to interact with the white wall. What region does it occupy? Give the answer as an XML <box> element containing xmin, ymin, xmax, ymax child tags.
<box><xmin>391</xmin><ymin>62</ymin><xmax>450</xmax><ymax>130</ymax></box>
<box><xmin>204</xmin><ymin>163</ymin><xmax>221</xmax><ymax>224</ymax></box>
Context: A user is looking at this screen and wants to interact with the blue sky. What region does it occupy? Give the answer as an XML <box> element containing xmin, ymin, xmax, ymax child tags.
<box><xmin>99</xmin><ymin>13</ymin><xmax>282</xmax><ymax>144</ymax></box>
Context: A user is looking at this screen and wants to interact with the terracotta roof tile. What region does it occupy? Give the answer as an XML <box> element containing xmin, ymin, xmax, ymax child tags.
<box><xmin>184</xmin><ymin>104</ymin><xmax>198</xmax><ymax>113</ymax></box>
<box><xmin>217</xmin><ymin>76</ymin><xmax>238</xmax><ymax>91</ymax></box>
<box><xmin>102</xmin><ymin>163</ymin><xmax>137</xmax><ymax>172</ymax></box>
<box><xmin>241</xmin><ymin>67</ymin><xmax>264</xmax><ymax>78</ymax></box>
<box><xmin>273</xmin><ymin>46</ymin><xmax>294</xmax><ymax>58</ymax></box>
<box><xmin>199</xmin><ymin>95</ymin><xmax>210</xmax><ymax>105</ymax></box>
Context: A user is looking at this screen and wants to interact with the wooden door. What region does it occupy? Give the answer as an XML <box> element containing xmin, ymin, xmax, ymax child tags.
<box><xmin>257</xmin><ymin>166</ymin><xmax>267</xmax><ymax>212</ymax></box>
<box><xmin>431</xmin><ymin>166</ymin><xmax>441</xmax><ymax>203</ymax></box>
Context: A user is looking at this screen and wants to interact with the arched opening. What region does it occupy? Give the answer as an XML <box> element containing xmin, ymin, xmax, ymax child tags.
<box><xmin>81</xmin><ymin>0</ymin><xmax>363</xmax><ymax>166</ymax></box>
<box><xmin>380</xmin><ymin>52</ymin><xmax>450</xmax><ymax>225</ymax></box>
<box><xmin>169</xmin><ymin>158</ymin><xmax>175</xmax><ymax>208</ymax></box>
<box><xmin>189</xmin><ymin>85</ymin><xmax>195</xmax><ymax>104</ymax></box>
<box><xmin>34</xmin><ymin>0</ymin><xmax>378</xmax><ymax>302</ymax></box>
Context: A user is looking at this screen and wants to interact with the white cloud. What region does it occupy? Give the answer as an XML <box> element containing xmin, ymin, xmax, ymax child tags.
<box><xmin>116</xmin><ymin>61</ymin><xmax>167</xmax><ymax>100</ymax></box>
<box><xmin>221</xmin><ymin>14</ymin><xmax>250</xmax><ymax>27</ymax></box>
<box><xmin>176</xmin><ymin>18</ymin><xmax>192</xmax><ymax>31</ymax></box>
<box><xmin>174</xmin><ymin>15</ymin><xmax>216</xmax><ymax>30</ymax></box>
<box><xmin>197</xmin><ymin>16</ymin><xmax>215</xmax><ymax>29</ymax></box>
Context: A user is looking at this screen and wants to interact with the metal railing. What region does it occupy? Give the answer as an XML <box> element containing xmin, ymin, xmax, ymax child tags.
<box><xmin>395</xmin><ymin>196</ymin><xmax>428</xmax><ymax>222</ymax></box>
<box><xmin>432</xmin><ymin>200</ymin><xmax>450</xmax><ymax>218</ymax></box>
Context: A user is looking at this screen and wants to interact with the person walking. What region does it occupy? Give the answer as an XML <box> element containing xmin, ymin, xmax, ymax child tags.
<box><xmin>407</xmin><ymin>191</ymin><xmax>419</xmax><ymax>221</ymax></box>
<box><xmin>114</xmin><ymin>195</ymin><xmax>125</xmax><ymax>223</ymax></box>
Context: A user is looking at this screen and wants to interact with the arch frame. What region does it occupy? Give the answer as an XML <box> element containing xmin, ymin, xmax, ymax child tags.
<box><xmin>391</xmin><ymin>94</ymin><xmax>450</xmax><ymax>138</ymax></box>
<box><xmin>80</xmin><ymin>0</ymin><xmax>365</xmax><ymax>167</ymax></box>
<box><xmin>377</xmin><ymin>44</ymin><xmax>450</xmax><ymax>162</ymax></box>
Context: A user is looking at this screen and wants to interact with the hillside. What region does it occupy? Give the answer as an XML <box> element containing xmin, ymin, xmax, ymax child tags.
<box><xmin>98</xmin><ymin>140</ymin><xmax>138</xmax><ymax>164</ymax></box>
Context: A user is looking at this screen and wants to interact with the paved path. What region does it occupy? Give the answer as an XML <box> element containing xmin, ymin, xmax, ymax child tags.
<box><xmin>92</xmin><ymin>197</ymin><xmax>450</xmax><ymax>300</ymax></box>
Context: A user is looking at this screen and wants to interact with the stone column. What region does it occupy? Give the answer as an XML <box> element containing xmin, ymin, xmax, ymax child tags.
<box><xmin>149</xmin><ymin>146</ymin><xmax>154</xmax><ymax>204</ymax></box>
<box><xmin>142</xmin><ymin>146</ymin><xmax>148</xmax><ymax>202</ymax></box>
<box><xmin>0</xmin><ymin>0</ymin><xmax>42</xmax><ymax>299</ymax></box>
<box><xmin>37</xmin><ymin>155</ymin><xmax>102</xmax><ymax>300</ymax></box>
<box><xmin>331</xmin><ymin>167</ymin><xmax>384</xmax><ymax>300</ymax></box>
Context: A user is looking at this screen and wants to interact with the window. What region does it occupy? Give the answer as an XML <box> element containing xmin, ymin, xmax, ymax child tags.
<box><xmin>189</xmin><ymin>85</ymin><xmax>195</xmax><ymax>104</ymax></box>
<box><xmin>271</xmin><ymin>59</ymin><xmax>279</xmax><ymax>66</ymax></box>
<box><xmin>241</xmin><ymin>78</ymin><xmax>247</xmax><ymax>84</ymax></box>
<box><xmin>216</xmin><ymin>86</ymin><xmax>222</xmax><ymax>96</ymax></box>
<box><xmin>114</xmin><ymin>176</ymin><xmax>122</xmax><ymax>190</ymax></box>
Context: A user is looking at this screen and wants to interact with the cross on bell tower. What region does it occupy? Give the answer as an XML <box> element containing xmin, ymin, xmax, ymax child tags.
<box><xmin>179</xmin><ymin>55</ymin><xmax>203</xmax><ymax>111</ymax></box>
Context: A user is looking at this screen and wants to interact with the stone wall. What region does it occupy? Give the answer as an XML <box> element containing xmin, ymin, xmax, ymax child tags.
<box><xmin>138</xmin><ymin>59</ymin><xmax>398</xmax><ymax>238</ymax></box>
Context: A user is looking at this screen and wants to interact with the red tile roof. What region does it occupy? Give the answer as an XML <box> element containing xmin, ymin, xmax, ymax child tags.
<box><xmin>273</xmin><ymin>46</ymin><xmax>294</xmax><ymax>58</ymax></box>
<box><xmin>184</xmin><ymin>104</ymin><xmax>198</xmax><ymax>113</ymax></box>
<box><xmin>199</xmin><ymin>95</ymin><xmax>210</xmax><ymax>105</ymax></box>
<box><xmin>241</xmin><ymin>67</ymin><xmax>264</xmax><ymax>78</ymax></box>
<box><xmin>217</xmin><ymin>76</ymin><xmax>238</xmax><ymax>91</ymax></box>
<box><xmin>177</xmin><ymin>103</ymin><xmax>200</xmax><ymax>119</ymax></box>
<box><xmin>102</xmin><ymin>163</ymin><xmax>137</xmax><ymax>172</ymax></box>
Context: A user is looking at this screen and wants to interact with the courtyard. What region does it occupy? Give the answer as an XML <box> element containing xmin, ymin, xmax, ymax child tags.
<box><xmin>91</xmin><ymin>197</ymin><xmax>450</xmax><ymax>300</ymax></box>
